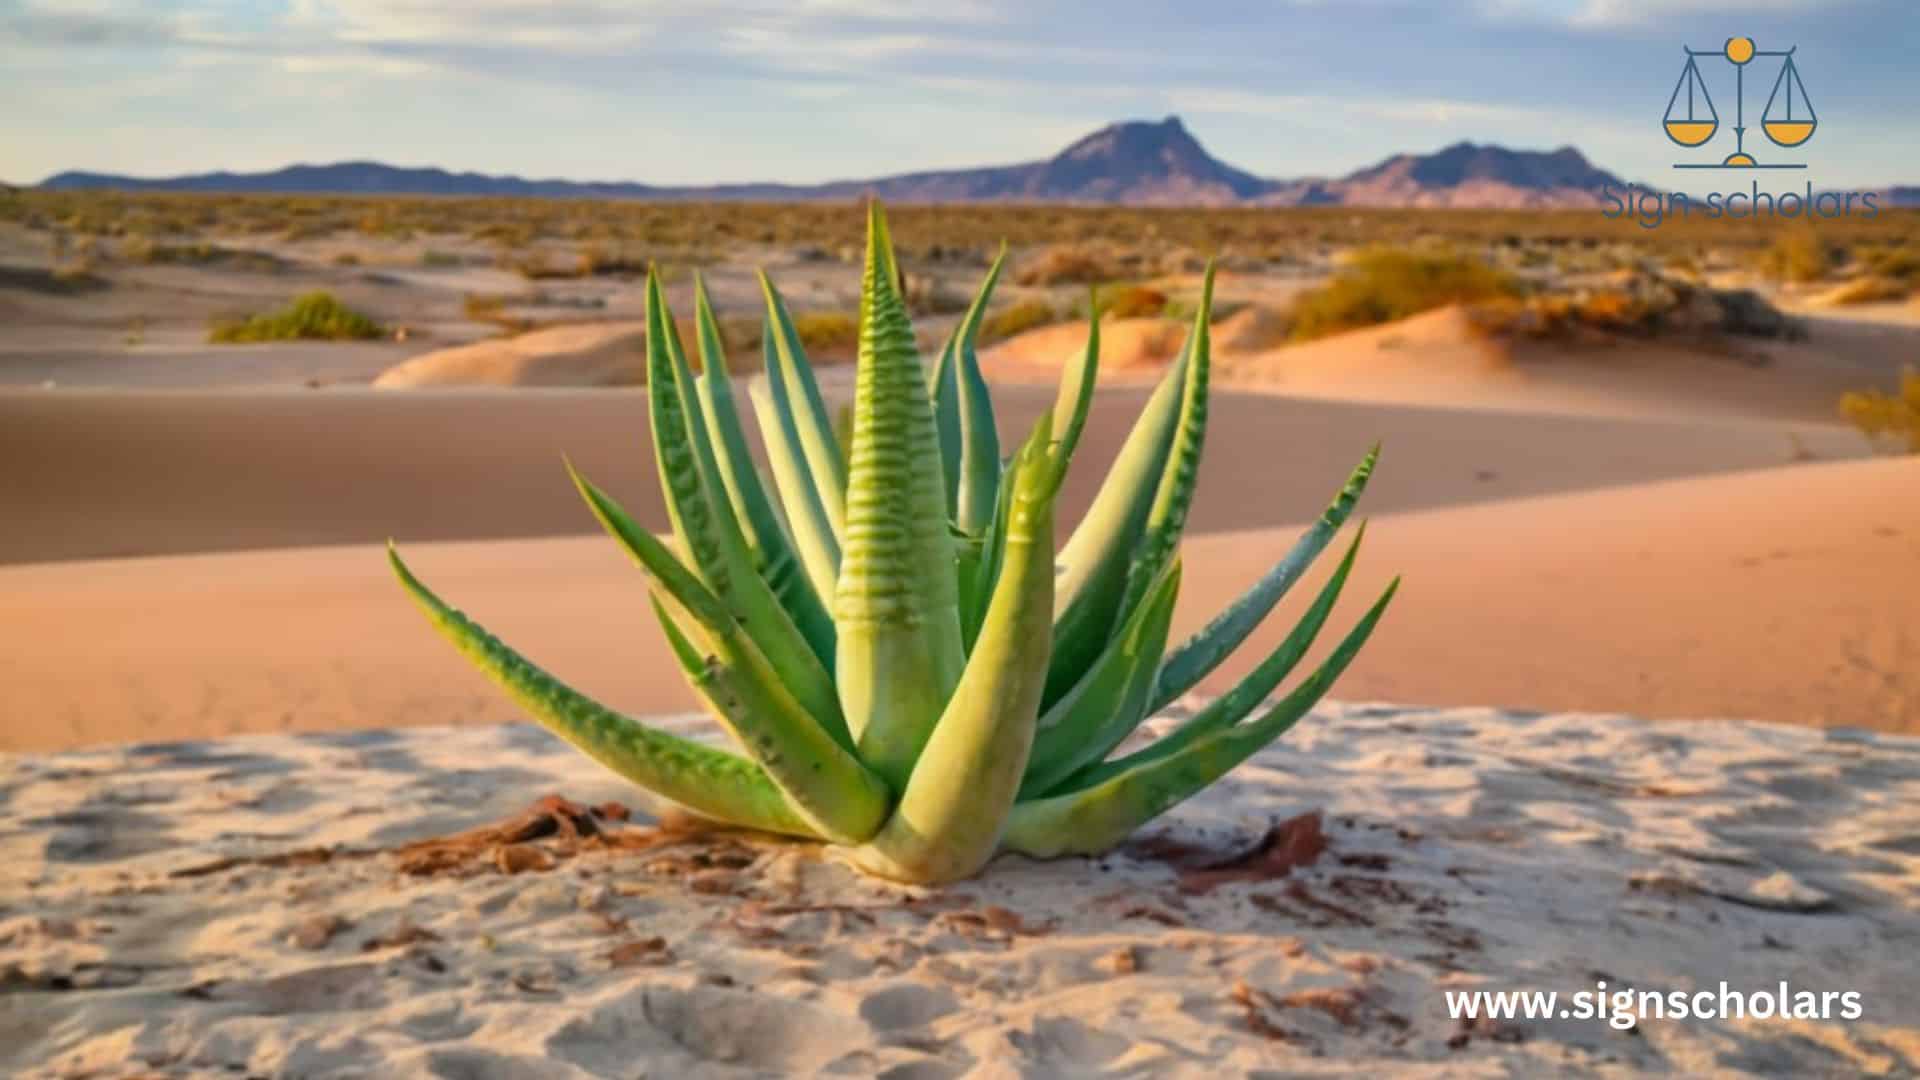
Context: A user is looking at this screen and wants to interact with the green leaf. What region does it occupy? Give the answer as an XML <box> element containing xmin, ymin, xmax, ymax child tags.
<box><xmin>690</xmin><ymin>274</ymin><xmax>835</xmax><ymax>668</ymax></box>
<box><xmin>388</xmin><ymin>543</ymin><xmax>819</xmax><ymax>839</ymax></box>
<box><xmin>759</xmin><ymin>270</ymin><xmax>848</xmax><ymax>540</ymax></box>
<box><xmin>1149</xmin><ymin>443</ymin><xmax>1379</xmax><ymax>712</ymax></box>
<box><xmin>1001</xmin><ymin>578</ymin><xmax>1399</xmax><ymax>859</ymax></box>
<box><xmin>1049</xmin><ymin>297</ymin><xmax>1100</xmax><ymax>471</ymax></box>
<box><xmin>1068</xmin><ymin>522</ymin><xmax>1367</xmax><ymax>791</ymax></box>
<box><xmin>644</xmin><ymin>270</ymin><xmax>843</xmax><ymax>735</ymax></box>
<box><xmin>853</xmin><ymin>419</ymin><xmax>1059</xmax><ymax>883</ymax></box>
<box><xmin>834</xmin><ymin>203</ymin><xmax>966</xmax><ymax>790</ymax></box>
<box><xmin>749</xmin><ymin>368</ymin><xmax>842</xmax><ymax>610</ymax></box>
<box><xmin>946</xmin><ymin>246</ymin><xmax>1008</xmax><ymax>536</ymax></box>
<box><xmin>1116</xmin><ymin>264</ymin><xmax>1212</xmax><ymax>618</ymax></box>
<box><xmin>568</xmin><ymin>466</ymin><xmax>887</xmax><ymax>842</ymax></box>
<box><xmin>1044</xmin><ymin>326</ymin><xmax>1191</xmax><ymax>707</ymax></box>
<box><xmin>1019</xmin><ymin>555</ymin><xmax>1182</xmax><ymax>799</ymax></box>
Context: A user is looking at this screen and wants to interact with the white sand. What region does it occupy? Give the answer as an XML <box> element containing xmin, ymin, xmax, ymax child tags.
<box><xmin>4</xmin><ymin>703</ymin><xmax>1915</xmax><ymax>1077</ymax></box>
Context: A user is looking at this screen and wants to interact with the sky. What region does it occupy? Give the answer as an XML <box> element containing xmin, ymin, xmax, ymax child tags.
<box><xmin>2</xmin><ymin>0</ymin><xmax>1915</xmax><ymax>190</ymax></box>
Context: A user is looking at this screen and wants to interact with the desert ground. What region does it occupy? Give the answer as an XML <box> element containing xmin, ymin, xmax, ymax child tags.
<box><xmin>2</xmin><ymin>194</ymin><xmax>1917</xmax><ymax>1075</ymax></box>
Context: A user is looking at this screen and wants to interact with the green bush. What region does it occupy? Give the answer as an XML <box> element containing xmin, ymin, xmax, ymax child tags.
<box><xmin>1288</xmin><ymin>249</ymin><xmax>1519</xmax><ymax>341</ymax></box>
<box><xmin>1840</xmin><ymin>368</ymin><xmax>1920</xmax><ymax>453</ymax></box>
<box><xmin>209</xmin><ymin>291</ymin><xmax>385</xmax><ymax>343</ymax></box>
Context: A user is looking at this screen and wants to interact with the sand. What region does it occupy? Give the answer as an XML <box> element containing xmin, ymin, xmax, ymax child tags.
<box><xmin>4</xmin><ymin>704</ymin><xmax>1916</xmax><ymax>1076</ymax></box>
<box><xmin>6</xmin><ymin>245</ymin><xmax>1918</xmax><ymax>1074</ymax></box>
<box><xmin>0</xmin><ymin>383</ymin><xmax>1873</xmax><ymax>564</ymax></box>
<box><xmin>4</xmin><ymin>454</ymin><xmax>1914</xmax><ymax>756</ymax></box>
<box><xmin>371</xmin><ymin>322</ymin><xmax>651</xmax><ymax>389</ymax></box>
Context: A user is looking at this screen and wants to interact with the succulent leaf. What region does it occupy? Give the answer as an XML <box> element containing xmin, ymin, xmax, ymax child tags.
<box><xmin>853</xmin><ymin>420</ymin><xmax>1059</xmax><ymax>883</ymax></box>
<box><xmin>749</xmin><ymin>369</ymin><xmax>842</xmax><ymax>607</ymax></box>
<box><xmin>759</xmin><ymin>270</ymin><xmax>849</xmax><ymax>538</ymax></box>
<box><xmin>1116</xmin><ymin>265</ymin><xmax>1213</xmax><ymax>618</ymax></box>
<box><xmin>835</xmin><ymin>203</ymin><xmax>966</xmax><ymax>790</ymax></box>
<box><xmin>1150</xmin><ymin>443</ymin><xmax>1379</xmax><ymax>712</ymax></box>
<box><xmin>691</xmin><ymin>276</ymin><xmax>836</xmax><ymax>668</ymax></box>
<box><xmin>645</xmin><ymin>272</ymin><xmax>843</xmax><ymax>734</ymax></box>
<box><xmin>1044</xmin><ymin>323</ymin><xmax>1191</xmax><ymax>706</ymax></box>
<box><xmin>1067</xmin><ymin>522</ymin><xmax>1368</xmax><ymax>791</ymax></box>
<box><xmin>1020</xmin><ymin>556</ymin><xmax>1182</xmax><ymax>799</ymax></box>
<box><xmin>1000</xmin><ymin>578</ymin><xmax>1400</xmax><ymax>859</ymax></box>
<box><xmin>1048</xmin><ymin>299</ymin><xmax>1101</xmax><ymax>470</ymax></box>
<box><xmin>945</xmin><ymin>247</ymin><xmax>1008</xmax><ymax>536</ymax></box>
<box><xmin>568</xmin><ymin>466</ymin><xmax>886</xmax><ymax>841</ymax></box>
<box><xmin>388</xmin><ymin>545</ymin><xmax>820</xmax><ymax>839</ymax></box>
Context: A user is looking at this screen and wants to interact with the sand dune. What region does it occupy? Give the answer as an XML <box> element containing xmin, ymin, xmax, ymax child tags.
<box><xmin>5</xmin><ymin>705</ymin><xmax>1915</xmax><ymax>1076</ymax></box>
<box><xmin>0</xmin><ymin>384</ymin><xmax>1870</xmax><ymax>564</ymax></box>
<box><xmin>372</xmin><ymin>321</ymin><xmax>650</xmax><ymax>389</ymax></box>
<box><xmin>3</xmin><ymin>455</ymin><xmax>1913</xmax><ymax>753</ymax></box>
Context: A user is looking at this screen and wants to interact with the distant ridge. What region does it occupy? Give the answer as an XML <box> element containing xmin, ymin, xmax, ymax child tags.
<box><xmin>37</xmin><ymin>118</ymin><xmax>1638</xmax><ymax>208</ymax></box>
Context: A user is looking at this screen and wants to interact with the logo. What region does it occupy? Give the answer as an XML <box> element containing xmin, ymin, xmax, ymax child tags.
<box><xmin>1604</xmin><ymin>32</ymin><xmax>1872</xmax><ymax>227</ymax></box>
<box><xmin>1664</xmin><ymin>35</ymin><xmax>1815</xmax><ymax>169</ymax></box>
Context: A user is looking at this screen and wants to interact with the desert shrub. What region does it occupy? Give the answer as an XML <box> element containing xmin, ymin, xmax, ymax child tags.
<box><xmin>504</xmin><ymin>252</ymin><xmax>582</xmax><ymax>280</ymax></box>
<box><xmin>1014</xmin><ymin>246</ymin><xmax>1122</xmax><ymax>287</ymax></box>
<box><xmin>1865</xmin><ymin>247</ymin><xmax>1920</xmax><ymax>284</ymax></box>
<box><xmin>1756</xmin><ymin>230</ymin><xmax>1844</xmax><ymax>283</ymax></box>
<box><xmin>209</xmin><ymin>291</ymin><xmax>385</xmax><ymax>343</ymax></box>
<box><xmin>979</xmin><ymin>298</ymin><xmax>1058</xmax><ymax>343</ymax></box>
<box><xmin>1288</xmin><ymin>249</ymin><xmax>1520</xmax><ymax>341</ymax></box>
<box><xmin>577</xmin><ymin>246</ymin><xmax>650</xmax><ymax>278</ymax></box>
<box><xmin>463</xmin><ymin>293</ymin><xmax>535</xmax><ymax>335</ymax></box>
<box><xmin>1839</xmin><ymin>368</ymin><xmax>1920</xmax><ymax>453</ymax></box>
<box><xmin>332</xmin><ymin>252</ymin><xmax>361</xmax><ymax>267</ymax></box>
<box><xmin>792</xmin><ymin>311</ymin><xmax>859</xmax><ymax>356</ymax></box>
<box><xmin>1097</xmin><ymin>284</ymin><xmax>1169</xmax><ymax>320</ymax></box>
<box><xmin>420</xmin><ymin>250</ymin><xmax>464</xmax><ymax>268</ymax></box>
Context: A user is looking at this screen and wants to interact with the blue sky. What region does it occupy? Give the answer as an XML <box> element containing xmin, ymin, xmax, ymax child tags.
<box><xmin>3</xmin><ymin>0</ymin><xmax>1914</xmax><ymax>189</ymax></box>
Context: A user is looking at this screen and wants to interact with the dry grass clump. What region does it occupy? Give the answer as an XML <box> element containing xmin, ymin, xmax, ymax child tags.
<box><xmin>1865</xmin><ymin>246</ymin><xmax>1920</xmax><ymax>283</ymax></box>
<box><xmin>979</xmin><ymin>298</ymin><xmax>1059</xmax><ymax>344</ymax></box>
<box><xmin>464</xmin><ymin>293</ymin><xmax>537</xmax><ymax>335</ymax></box>
<box><xmin>791</xmin><ymin>311</ymin><xmax>860</xmax><ymax>357</ymax></box>
<box><xmin>1840</xmin><ymin>368</ymin><xmax>1920</xmax><ymax>453</ymax></box>
<box><xmin>1093</xmin><ymin>284</ymin><xmax>1169</xmax><ymax>320</ymax></box>
<box><xmin>119</xmin><ymin>236</ymin><xmax>282</xmax><ymax>272</ymax></box>
<box><xmin>209</xmin><ymin>291</ymin><xmax>385</xmax><ymax>343</ymax></box>
<box><xmin>1755</xmin><ymin>230</ymin><xmax>1845</xmax><ymax>283</ymax></box>
<box><xmin>1288</xmin><ymin>249</ymin><xmax>1519</xmax><ymax>342</ymax></box>
<box><xmin>1014</xmin><ymin>245</ymin><xmax>1127</xmax><ymax>286</ymax></box>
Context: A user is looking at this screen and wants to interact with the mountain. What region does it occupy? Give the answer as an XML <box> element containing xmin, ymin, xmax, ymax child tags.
<box><xmin>1264</xmin><ymin>142</ymin><xmax>1627</xmax><ymax>209</ymax></box>
<box><xmin>38</xmin><ymin>119</ymin><xmax>1629</xmax><ymax>208</ymax></box>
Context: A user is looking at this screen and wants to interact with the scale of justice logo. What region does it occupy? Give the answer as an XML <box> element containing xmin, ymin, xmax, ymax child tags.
<box><xmin>1664</xmin><ymin>35</ymin><xmax>1815</xmax><ymax>169</ymax></box>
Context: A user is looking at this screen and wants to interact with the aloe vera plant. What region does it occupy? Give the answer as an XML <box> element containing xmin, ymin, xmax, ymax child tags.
<box><xmin>389</xmin><ymin>204</ymin><xmax>1397</xmax><ymax>884</ymax></box>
